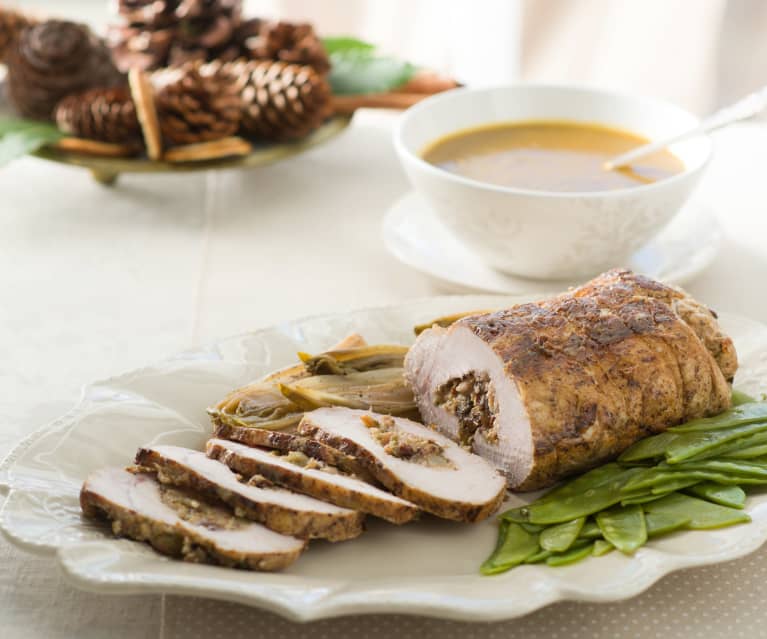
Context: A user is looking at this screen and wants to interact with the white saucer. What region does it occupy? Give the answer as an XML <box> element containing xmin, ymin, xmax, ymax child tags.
<box><xmin>382</xmin><ymin>191</ymin><xmax>722</xmax><ymax>294</ymax></box>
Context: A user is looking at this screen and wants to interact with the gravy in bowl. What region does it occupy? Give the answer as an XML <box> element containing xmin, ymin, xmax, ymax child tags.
<box><xmin>421</xmin><ymin>120</ymin><xmax>684</xmax><ymax>192</ymax></box>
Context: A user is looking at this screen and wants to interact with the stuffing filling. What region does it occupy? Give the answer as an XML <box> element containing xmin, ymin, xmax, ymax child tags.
<box><xmin>433</xmin><ymin>372</ymin><xmax>499</xmax><ymax>447</ymax></box>
<box><xmin>361</xmin><ymin>415</ymin><xmax>455</xmax><ymax>468</ymax></box>
<box><xmin>274</xmin><ymin>449</ymin><xmax>341</xmax><ymax>475</ymax></box>
<box><xmin>159</xmin><ymin>484</ymin><xmax>246</xmax><ymax>531</ymax></box>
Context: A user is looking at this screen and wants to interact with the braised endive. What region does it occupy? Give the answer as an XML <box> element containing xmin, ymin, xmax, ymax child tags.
<box><xmin>208</xmin><ymin>339</ymin><xmax>416</xmax><ymax>432</ymax></box>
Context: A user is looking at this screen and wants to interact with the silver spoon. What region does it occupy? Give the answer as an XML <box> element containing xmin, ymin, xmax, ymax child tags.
<box><xmin>604</xmin><ymin>85</ymin><xmax>767</xmax><ymax>171</ymax></box>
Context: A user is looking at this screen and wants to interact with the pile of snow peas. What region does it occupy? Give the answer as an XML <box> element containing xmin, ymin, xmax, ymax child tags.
<box><xmin>482</xmin><ymin>391</ymin><xmax>767</xmax><ymax>575</ymax></box>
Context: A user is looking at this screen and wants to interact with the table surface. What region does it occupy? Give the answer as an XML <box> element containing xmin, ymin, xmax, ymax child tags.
<box><xmin>2</xmin><ymin>110</ymin><xmax>767</xmax><ymax>638</ymax></box>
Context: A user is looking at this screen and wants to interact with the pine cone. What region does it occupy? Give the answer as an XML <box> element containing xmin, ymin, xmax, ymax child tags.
<box><xmin>0</xmin><ymin>7</ymin><xmax>36</xmax><ymax>64</ymax></box>
<box><xmin>118</xmin><ymin>0</ymin><xmax>178</xmax><ymax>27</ymax></box>
<box><xmin>226</xmin><ymin>59</ymin><xmax>332</xmax><ymax>141</ymax></box>
<box><xmin>54</xmin><ymin>86</ymin><xmax>142</xmax><ymax>144</ymax></box>
<box><xmin>109</xmin><ymin>24</ymin><xmax>175</xmax><ymax>72</ymax></box>
<box><xmin>110</xmin><ymin>0</ymin><xmax>242</xmax><ymax>71</ymax></box>
<box><xmin>7</xmin><ymin>20</ymin><xmax>122</xmax><ymax>120</ymax></box>
<box><xmin>238</xmin><ymin>19</ymin><xmax>329</xmax><ymax>73</ymax></box>
<box><xmin>153</xmin><ymin>61</ymin><xmax>241</xmax><ymax>145</ymax></box>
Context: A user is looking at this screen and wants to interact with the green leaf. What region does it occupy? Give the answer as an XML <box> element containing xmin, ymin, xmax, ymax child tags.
<box><xmin>321</xmin><ymin>36</ymin><xmax>375</xmax><ymax>55</ymax></box>
<box><xmin>328</xmin><ymin>50</ymin><xmax>416</xmax><ymax>95</ymax></box>
<box><xmin>0</xmin><ymin>118</ymin><xmax>64</xmax><ymax>167</ymax></box>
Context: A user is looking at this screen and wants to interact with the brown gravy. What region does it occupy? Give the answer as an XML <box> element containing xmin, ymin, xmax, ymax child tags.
<box><xmin>421</xmin><ymin>120</ymin><xmax>685</xmax><ymax>192</ymax></box>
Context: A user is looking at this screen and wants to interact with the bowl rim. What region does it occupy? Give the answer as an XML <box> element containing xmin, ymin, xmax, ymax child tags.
<box><xmin>393</xmin><ymin>83</ymin><xmax>712</xmax><ymax>199</ymax></box>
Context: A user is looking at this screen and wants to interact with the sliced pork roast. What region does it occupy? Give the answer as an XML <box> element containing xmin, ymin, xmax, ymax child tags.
<box><xmin>80</xmin><ymin>468</ymin><xmax>305</xmax><ymax>571</ymax></box>
<box><xmin>297</xmin><ymin>407</ymin><xmax>507</xmax><ymax>522</ymax></box>
<box><xmin>207</xmin><ymin>438</ymin><xmax>420</xmax><ymax>524</ymax></box>
<box><xmin>135</xmin><ymin>445</ymin><xmax>364</xmax><ymax>541</ymax></box>
<box><xmin>405</xmin><ymin>269</ymin><xmax>737</xmax><ymax>491</ymax></box>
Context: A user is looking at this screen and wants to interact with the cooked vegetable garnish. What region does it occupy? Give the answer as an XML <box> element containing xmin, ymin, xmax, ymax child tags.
<box><xmin>480</xmin><ymin>521</ymin><xmax>539</xmax><ymax>575</ymax></box>
<box><xmin>539</xmin><ymin>517</ymin><xmax>585</xmax><ymax>552</ymax></box>
<box><xmin>669</xmin><ymin>402</ymin><xmax>767</xmax><ymax>432</ymax></box>
<box><xmin>525</xmin><ymin>468</ymin><xmax>645</xmax><ymax>525</ymax></box>
<box><xmin>578</xmin><ymin>519</ymin><xmax>603</xmax><ymax>540</ymax></box>
<box><xmin>684</xmin><ymin>482</ymin><xmax>746</xmax><ymax>509</ymax></box>
<box><xmin>723</xmin><ymin>443</ymin><xmax>767</xmax><ymax>459</ymax></box>
<box><xmin>642</xmin><ymin>493</ymin><xmax>750</xmax><ymax>529</ymax></box>
<box><xmin>686</xmin><ymin>430</ymin><xmax>767</xmax><ymax>462</ymax></box>
<box><xmin>644</xmin><ymin>511</ymin><xmax>691</xmax><ymax>537</ymax></box>
<box><xmin>665</xmin><ymin>421</ymin><xmax>767</xmax><ymax>463</ymax></box>
<box><xmin>618</xmin><ymin>432</ymin><xmax>679</xmax><ymax>463</ymax></box>
<box><xmin>545</xmin><ymin>541</ymin><xmax>594</xmax><ymax>566</ymax></box>
<box><xmin>592</xmin><ymin>539</ymin><xmax>615</xmax><ymax>556</ymax></box>
<box><xmin>299</xmin><ymin>345</ymin><xmax>409</xmax><ymax>375</ymax></box>
<box><xmin>596</xmin><ymin>505</ymin><xmax>647</xmax><ymax>554</ymax></box>
<box><xmin>524</xmin><ymin>548</ymin><xmax>553</xmax><ymax>564</ymax></box>
<box><xmin>483</xmin><ymin>392</ymin><xmax>760</xmax><ymax>575</ymax></box>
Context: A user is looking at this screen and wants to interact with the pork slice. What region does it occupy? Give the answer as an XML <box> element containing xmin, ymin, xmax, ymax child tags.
<box><xmin>80</xmin><ymin>468</ymin><xmax>305</xmax><ymax>571</ymax></box>
<box><xmin>206</xmin><ymin>438</ymin><xmax>419</xmax><ymax>525</ymax></box>
<box><xmin>211</xmin><ymin>418</ymin><xmax>372</xmax><ymax>480</ymax></box>
<box><xmin>297</xmin><ymin>408</ymin><xmax>507</xmax><ymax>522</ymax></box>
<box><xmin>135</xmin><ymin>445</ymin><xmax>365</xmax><ymax>542</ymax></box>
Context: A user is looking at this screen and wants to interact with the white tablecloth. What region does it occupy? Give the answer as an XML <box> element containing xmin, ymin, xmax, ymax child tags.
<box><xmin>3</xmin><ymin>107</ymin><xmax>767</xmax><ymax>638</ymax></box>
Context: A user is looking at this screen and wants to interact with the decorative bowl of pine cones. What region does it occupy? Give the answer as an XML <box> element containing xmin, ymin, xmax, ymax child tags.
<box><xmin>0</xmin><ymin>1</ymin><xmax>457</xmax><ymax>184</ymax></box>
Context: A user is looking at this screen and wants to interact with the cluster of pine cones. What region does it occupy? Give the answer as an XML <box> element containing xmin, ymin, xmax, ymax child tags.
<box><xmin>0</xmin><ymin>0</ymin><xmax>334</xmax><ymax>157</ymax></box>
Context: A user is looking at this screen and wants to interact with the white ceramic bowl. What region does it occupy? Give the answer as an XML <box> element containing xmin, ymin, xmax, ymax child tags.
<box><xmin>393</xmin><ymin>85</ymin><xmax>712</xmax><ymax>280</ymax></box>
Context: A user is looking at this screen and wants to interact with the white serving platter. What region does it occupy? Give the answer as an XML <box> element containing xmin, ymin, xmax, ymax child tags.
<box><xmin>1</xmin><ymin>295</ymin><xmax>766</xmax><ymax>622</ymax></box>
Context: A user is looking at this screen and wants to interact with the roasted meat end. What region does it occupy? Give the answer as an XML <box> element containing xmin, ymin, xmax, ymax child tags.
<box><xmin>405</xmin><ymin>269</ymin><xmax>736</xmax><ymax>491</ymax></box>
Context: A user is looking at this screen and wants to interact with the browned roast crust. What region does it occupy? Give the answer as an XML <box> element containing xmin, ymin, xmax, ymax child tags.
<box><xmin>211</xmin><ymin>417</ymin><xmax>374</xmax><ymax>480</ymax></box>
<box><xmin>573</xmin><ymin>269</ymin><xmax>737</xmax><ymax>381</ymax></box>
<box><xmin>298</xmin><ymin>418</ymin><xmax>505</xmax><ymax>523</ymax></box>
<box><xmin>456</xmin><ymin>268</ymin><xmax>734</xmax><ymax>490</ymax></box>
<box><xmin>206</xmin><ymin>440</ymin><xmax>420</xmax><ymax>525</ymax></box>
<box><xmin>80</xmin><ymin>474</ymin><xmax>305</xmax><ymax>571</ymax></box>
<box><xmin>135</xmin><ymin>447</ymin><xmax>365</xmax><ymax>542</ymax></box>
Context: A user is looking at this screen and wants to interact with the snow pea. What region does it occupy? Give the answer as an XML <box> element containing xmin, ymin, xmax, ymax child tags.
<box><xmin>665</xmin><ymin>421</ymin><xmax>767</xmax><ymax>464</ymax></box>
<box><xmin>500</xmin><ymin>506</ymin><xmax>531</xmax><ymax>523</ymax></box>
<box><xmin>644</xmin><ymin>510</ymin><xmax>691</xmax><ymax>537</ymax></box>
<box><xmin>669</xmin><ymin>402</ymin><xmax>767</xmax><ymax>432</ymax></box>
<box><xmin>671</xmin><ymin>459</ymin><xmax>767</xmax><ymax>478</ymax></box>
<box><xmin>539</xmin><ymin>517</ymin><xmax>585</xmax><ymax>552</ymax></box>
<box><xmin>578</xmin><ymin>519</ymin><xmax>603</xmax><ymax>540</ymax></box>
<box><xmin>533</xmin><ymin>463</ymin><xmax>628</xmax><ymax>505</ymax></box>
<box><xmin>500</xmin><ymin>463</ymin><xmax>628</xmax><ymax>524</ymax></box>
<box><xmin>732</xmin><ymin>390</ymin><xmax>756</xmax><ymax>407</ymax></box>
<box><xmin>545</xmin><ymin>541</ymin><xmax>594</xmax><ymax>566</ymax></box>
<box><xmin>625</xmin><ymin>469</ymin><xmax>767</xmax><ymax>491</ymax></box>
<box><xmin>520</xmin><ymin>522</ymin><xmax>545</xmax><ymax>533</ymax></box>
<box><xmin>592</xmin><ymin>539</ymin><xmax>615</xmax><ymax>556</ymax></box>
<box><xmin>684</xmin><ymin>482</ymin><xmax>746</xmax><ymax>509</ymax></box>
<box><xmin>524</xmin><ymin>548</ymin><xmax>553</xmax><ymax>564</ymax></box>
<box><xmin>480</xmin><ymin>521</ymin><xmax>540</xmax><ymax>575</ymax></box>
<box><xmin>527</xmin><ymin>467</ymin><xmax>645</xmax><ymax>525</ymax></box>
<box><xmin>596</xmin><ymin>504</ymin><xmax>647</xmax><ymax>554</ymax></box>
<box><xmin>621</xmin><ymin>493</ymin><xmax>668</xmax><ymax>506</ymax></box>
<box><xmin>618</xmin><ymin>432</ymin><xmax>679</xmax><ymax>464</ymax></box>
<box><xmin>649</xmin><ymin>478</ymin><xmax>701</xmax><ymax>494</ymax></box>
<box><xmin>684</xmin><ymin>430</ymin><xmax>767</xmax><ymax>462</ymax></box>
<box><xmin>723</xmin><ymin>444</ymin><xmax>767</xmax><ymax>459</ymax></box>
<box><xmin>643</xmin><ymin>493</ymin><xmax>751</xmax><ymax>530</ymax></box>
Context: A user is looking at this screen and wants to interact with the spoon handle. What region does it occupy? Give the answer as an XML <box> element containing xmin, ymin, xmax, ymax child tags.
<box><xmin>604</xmin><ymin>85</ymin><xmax>767</xmax><ymax>170</ymax></box>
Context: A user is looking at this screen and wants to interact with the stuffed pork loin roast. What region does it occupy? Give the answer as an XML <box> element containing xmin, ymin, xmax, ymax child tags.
<box><xmin>405</xmin><ymin>269</ymin><xmax>738</xmax><ymax>491</ymax></box>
